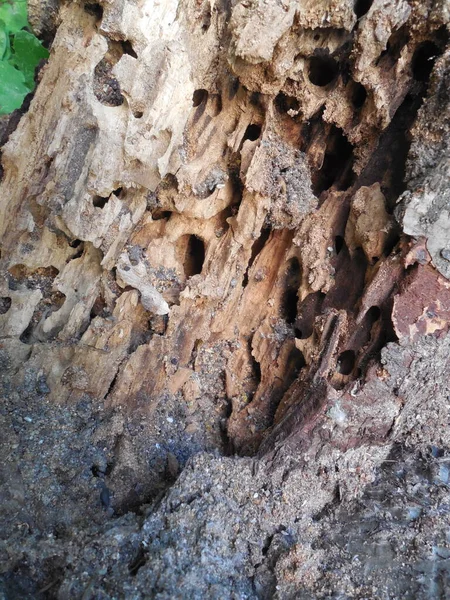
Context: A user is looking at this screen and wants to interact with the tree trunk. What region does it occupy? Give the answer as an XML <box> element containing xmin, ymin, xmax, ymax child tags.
<box><xmin>1</xmin><ymin>0</ymin><xmax>449</xmax><ymax>597</ymax></box>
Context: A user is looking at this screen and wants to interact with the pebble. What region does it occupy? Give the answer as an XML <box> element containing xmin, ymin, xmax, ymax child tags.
<box><xmin>100</xmin><ymin>486</ymin><xmax>111</xmax><ymax>509</ymax></box>
<box><xmin>36</xmin><ymin>375</ymin><xmax>50</xmax><ymax>395</ymax></box>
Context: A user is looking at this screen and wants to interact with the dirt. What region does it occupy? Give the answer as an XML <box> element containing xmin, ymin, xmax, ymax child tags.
<box><xmin>2</xmin><ymin>336</ymin><xmax>450</xmax><ymax>599</ymax></box>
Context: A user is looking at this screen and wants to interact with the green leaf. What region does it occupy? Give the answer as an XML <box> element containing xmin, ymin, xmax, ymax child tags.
<box><xmin>0</xmin><ymin>20</ymin><xmax>9</xmax><ymax>59</ymax></box>
<box><xmin>0</xmin><ymin>0</ymin><xmax>28</xmax><ymax>34</ymax></box>
<box><xmin>0</xmin><ymin>60</ymin><xmax>29</xmax><ymax>115</ymax></box>
<box><xmin>0</xmin><ymin>3</ymin><xmax>49</xmax><ymax>115</ymax></box>
<box><xmin>10</xmin><ymin>29</ymin><xmax>48</xmax><ymax>87</ymax></box>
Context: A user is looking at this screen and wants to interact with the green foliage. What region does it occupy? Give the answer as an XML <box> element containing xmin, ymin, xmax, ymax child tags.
<box><xmin>0</xmin><ymin>0</ymin><xmax>49</xmax><ymax>115</ymax></box>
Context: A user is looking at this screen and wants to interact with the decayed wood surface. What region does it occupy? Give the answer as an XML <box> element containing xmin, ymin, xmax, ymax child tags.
<box><xmin>0</xmin><ymin>1</ymin><xmax>449</xmax><ymax>596</ymax></box>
